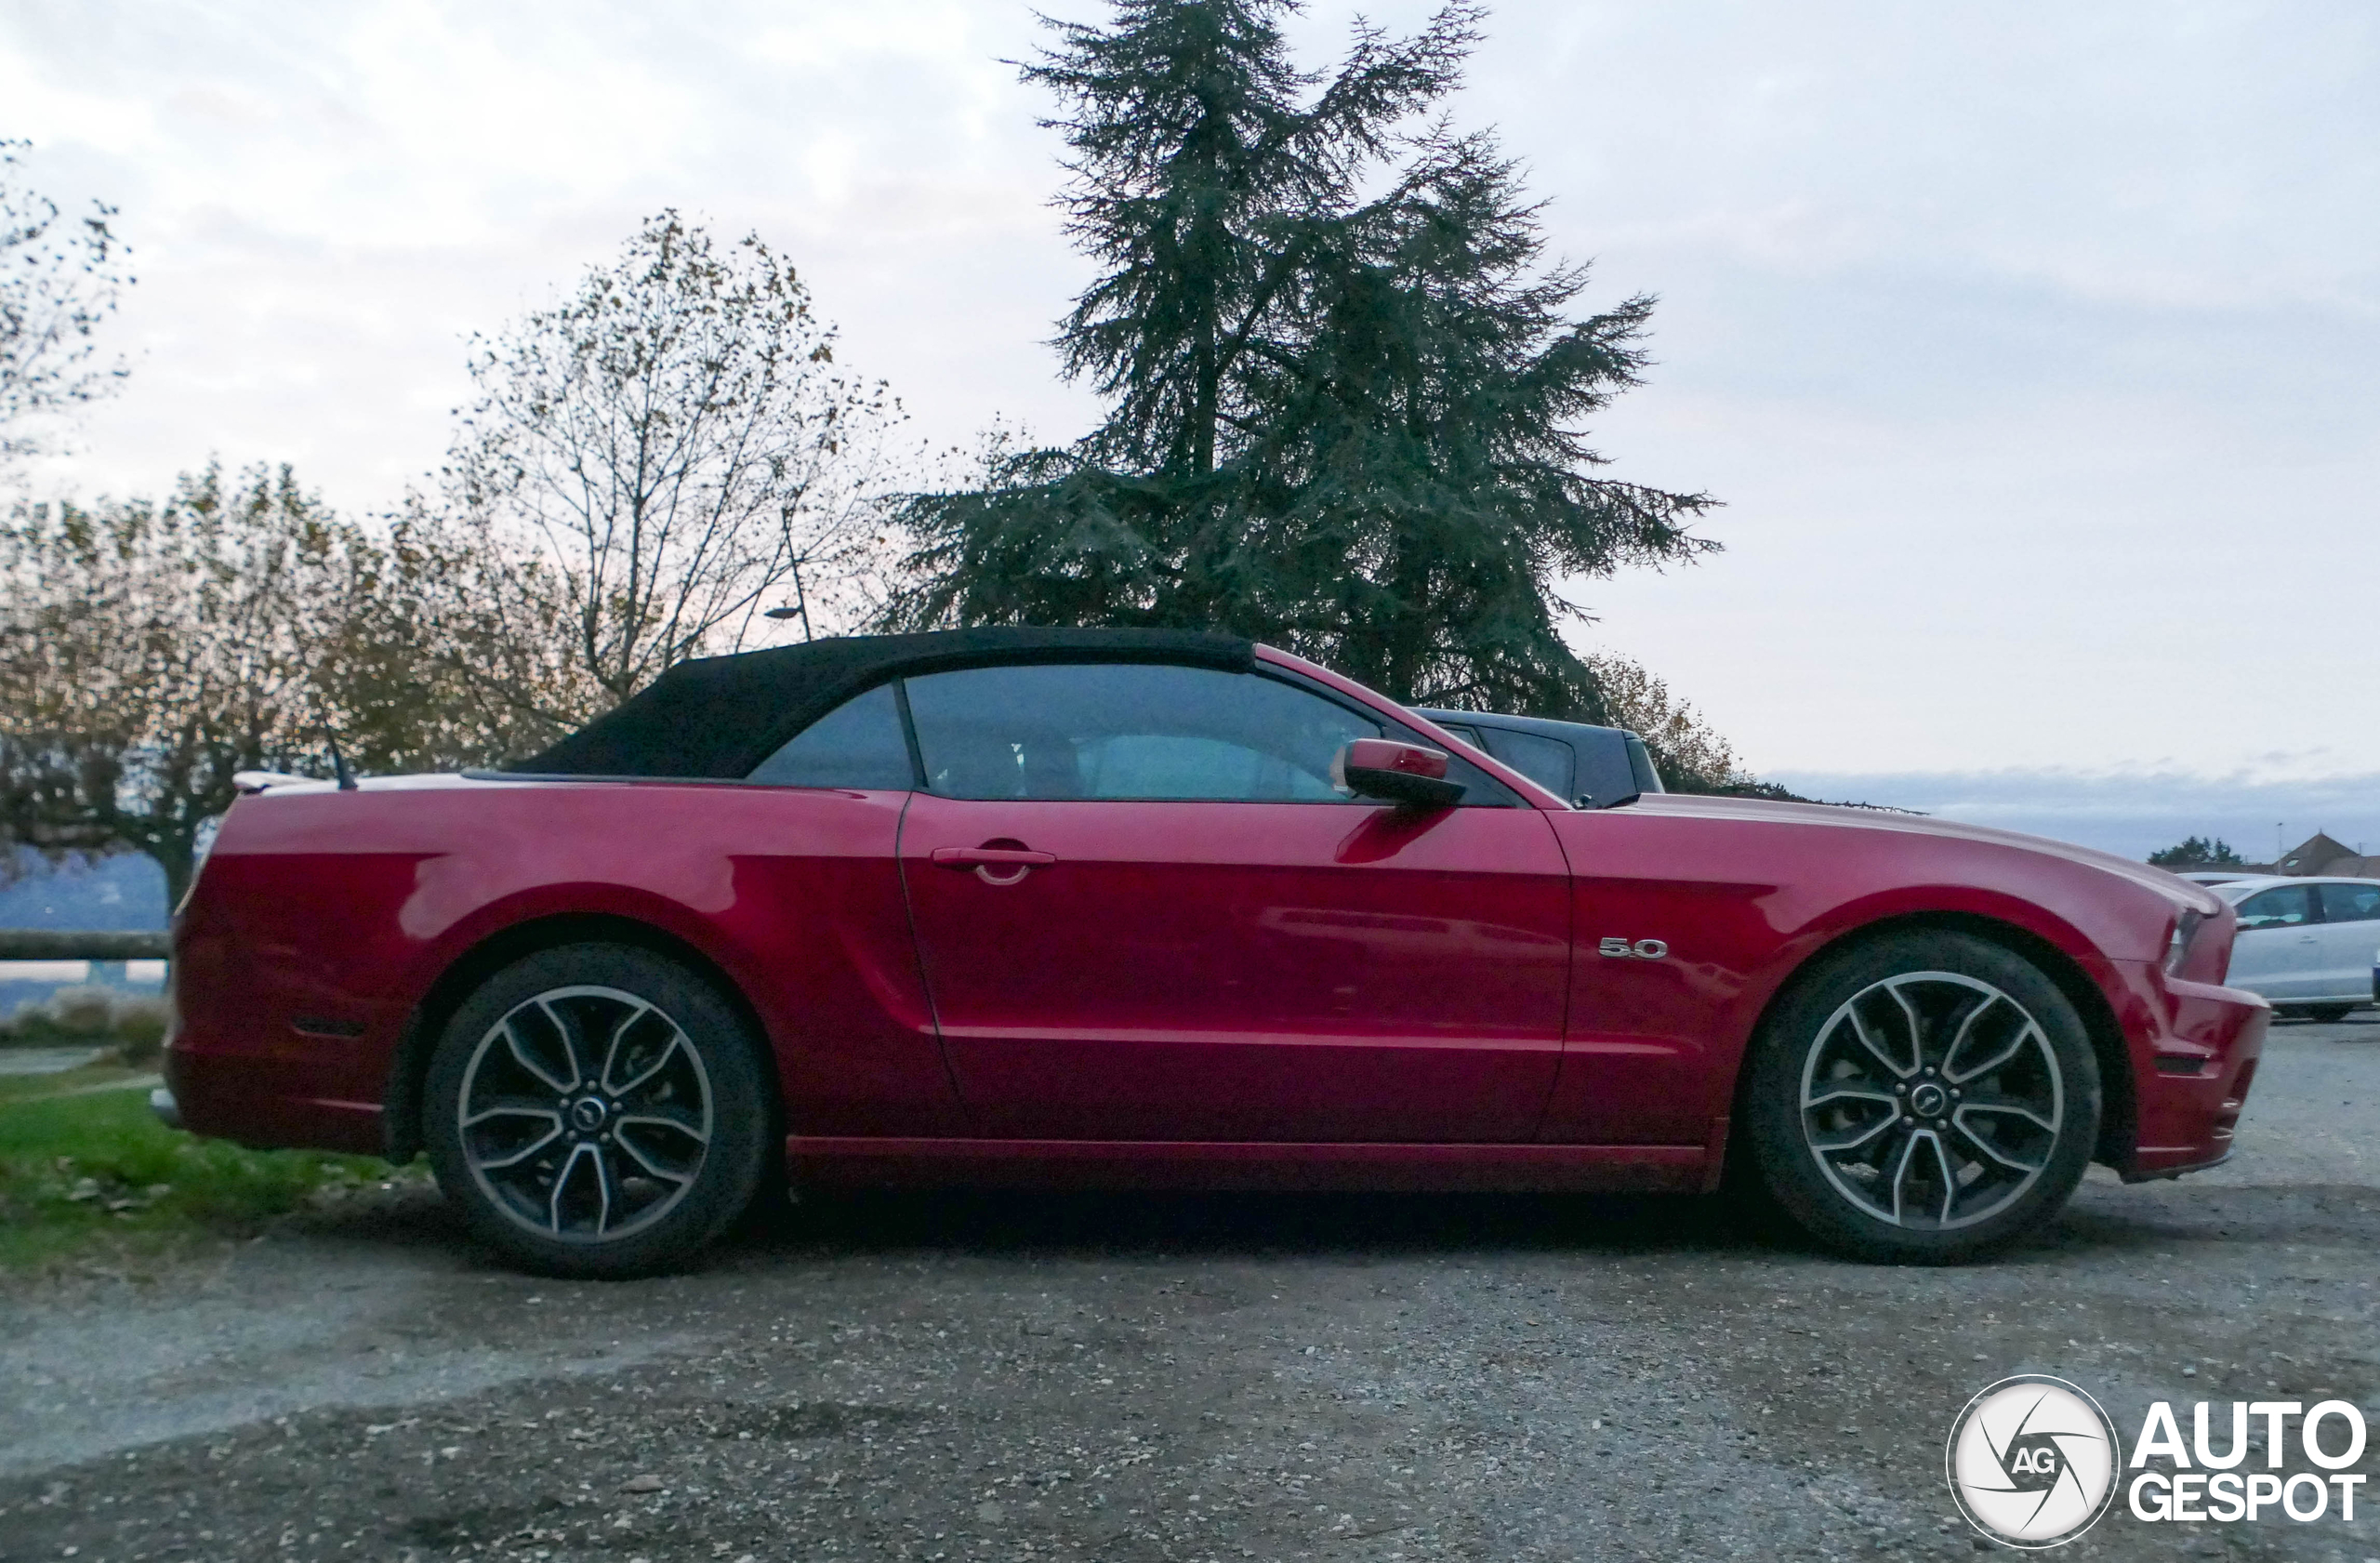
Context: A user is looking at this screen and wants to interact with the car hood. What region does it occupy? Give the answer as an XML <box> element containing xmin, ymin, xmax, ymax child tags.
<box><xmin>1617</xmin><ymin>794</ymin><xmax>2227</xmax><ymax>918</ymax></box>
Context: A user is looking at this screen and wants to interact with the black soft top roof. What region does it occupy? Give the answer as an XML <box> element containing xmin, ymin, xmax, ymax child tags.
<box><xmin>514</xmin><ymin>627</ymin><xmax>1257</xmax><ymax>778</ymax></box>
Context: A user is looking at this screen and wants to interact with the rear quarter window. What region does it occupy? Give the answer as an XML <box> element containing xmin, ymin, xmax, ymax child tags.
<box><xmin>747</xmin><ymin>683</ymin><xmax>918</xmax><ymax>789</ymax></box>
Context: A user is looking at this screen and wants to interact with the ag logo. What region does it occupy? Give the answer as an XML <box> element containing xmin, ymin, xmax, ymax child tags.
<box><xmin>1947</xmin><ymin>1375</ymin><xmax>2121</xmax><ymax>1548</ymax></box>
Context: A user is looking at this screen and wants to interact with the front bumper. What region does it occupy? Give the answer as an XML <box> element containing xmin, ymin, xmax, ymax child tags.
<box><xmin>2118</xmin><ymin>974</ymin><xmax>2268</xmax><ymax>1182</ymax></box>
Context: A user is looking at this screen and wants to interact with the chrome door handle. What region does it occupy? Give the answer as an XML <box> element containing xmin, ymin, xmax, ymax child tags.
<box><xmin>931</xmin><ymin>846</ymin><xmax>1056</xmax><ymax>868</ymax></box>
<box><xmin>931</xmin><ymin>845</ymin><xmax>1055</xmax><ymax>885</ymax></box>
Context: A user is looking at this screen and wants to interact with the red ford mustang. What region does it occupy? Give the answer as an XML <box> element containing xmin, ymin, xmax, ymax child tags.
<box><xmin>157</xmin><ymin>629</ymin><xmax>2266</xmax><ymax>1275</ymax></box>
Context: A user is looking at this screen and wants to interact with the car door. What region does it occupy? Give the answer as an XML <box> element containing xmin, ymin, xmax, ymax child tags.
<box><xmin>2313</xmin><ymin>882</ymin><xmax>2380</xmax><ymax>1000</ymax></box>
<box><xmin>892</xmin><ymin>659</ymin><xmax>1573</xmax><ymax>1143</ymax></box>
<box><xmin>2228</xmin><ymin>884</ymin><xmax>2320</xmax><ymax>999</ymax></box>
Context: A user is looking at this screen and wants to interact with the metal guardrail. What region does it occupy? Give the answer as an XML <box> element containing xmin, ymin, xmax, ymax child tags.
<box><xmin>0</xmin><ymin>930</ymin><xmax>171</xmax><ymax>960</ymax></box>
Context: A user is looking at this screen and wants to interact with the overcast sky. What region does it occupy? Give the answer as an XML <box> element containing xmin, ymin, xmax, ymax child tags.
<box><xmin>3</xmin><ymin>0</ymin><xmax>2375</xmax><ymax>855</ymax></box>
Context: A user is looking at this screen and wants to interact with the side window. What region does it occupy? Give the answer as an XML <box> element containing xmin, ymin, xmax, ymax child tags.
<box><xmin>2235</xmin><ymin>885</ymin><xmax>2313</xmax><ymax>931</ymax></box>
<box><xmin>1435</xmin><ymin>722</ymin><xmax>1487</xmax><ymax>749</ymax></box>
<box><xmin>1569</xmin><ymin>731</ymin><xmax>1640</xmax><ymax>809</ymax></box>
<box><xmin>2318</xmin><ymin>882</ymin><xmax>2380</xmax><ymax>923</ymax></box>
<box><xmin>1623</xmin><ymin>735</ymin><xmax>1665</xmax><ymax>794</ymax></box>
<box><xmin>1477</xmin><ymin>729</ymin><xmax>1575</xmax><ymax>801</ymax></box>
<box><xmin>746</xmin><ymin>683</ymin><xmax>916</xmax><ymax>789</ymax></box>
<box><xmin>902</xmin><ymin>662</ymin><xmax>1382</xmax><ymax>802</ymax></box>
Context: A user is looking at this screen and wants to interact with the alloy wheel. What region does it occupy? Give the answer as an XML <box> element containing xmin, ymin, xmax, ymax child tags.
<box><xmin>1798</xmin><ymin>971</ymin><xmax>2065</xmax><ymax>1231</ymax></box>
<box><xmin>456</xmin><ymin>985</ymin><xmax>714</xmax><ymax>1242</ymax></box>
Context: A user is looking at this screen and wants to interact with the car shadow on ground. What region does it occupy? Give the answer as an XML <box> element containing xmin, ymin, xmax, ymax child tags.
<box><xmin>734</xmin><ymin>1185</ymin><xmax>1797</xmax><ymax>1265</ymax></box>
<box><xmin>262</xmin><ymin>1163</ymin><xmax>2379</xmax><ymax>1278</ymax></box>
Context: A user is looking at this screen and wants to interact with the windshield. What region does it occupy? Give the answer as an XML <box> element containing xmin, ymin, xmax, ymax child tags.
<box><xmin>2214</xmin><ymin>880</ymin><xmax>2283</xmax><ymax>904</ymax></box>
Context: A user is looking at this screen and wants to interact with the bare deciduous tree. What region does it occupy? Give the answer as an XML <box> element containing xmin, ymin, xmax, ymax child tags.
<box><xmin>0</xmin><ymin>140</ymin><xmax>132</xmax><ymax>470</ymax></box>
<box><xmin>426</xmin><ymin>211</ymin><xmax>906</xmax><ymax>723</ymax></box>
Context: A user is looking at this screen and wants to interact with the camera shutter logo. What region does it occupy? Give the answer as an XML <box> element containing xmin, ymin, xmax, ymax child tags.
<box><xmin>1946</xmin><ymin>1375</ymin><xmax>2122</xmax><ymax>1548</ymax></box>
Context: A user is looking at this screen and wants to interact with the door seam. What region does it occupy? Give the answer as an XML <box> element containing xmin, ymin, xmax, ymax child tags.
<box><xmin>892</xmin><ymin>788</ymin><xmax>976</xmax><ymax>1121</ymax></box>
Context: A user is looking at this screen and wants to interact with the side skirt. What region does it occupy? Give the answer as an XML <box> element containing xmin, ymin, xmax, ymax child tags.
<box><xmin>786</xmin><ymin>1136</ymin><xmax>1708</xmax><ymax>1194</ymax></box>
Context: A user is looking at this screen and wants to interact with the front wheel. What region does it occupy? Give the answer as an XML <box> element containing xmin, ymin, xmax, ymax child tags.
<box><xmin>424</xmin><ymin>943</ymin><xmax>773</xmax><ymax>1278</ymax></box>
<box><xmin>2304</xmin><ymin>1004</ymin><xmax>2355</xmax><ymax>1024</ymax></box>
<box><xmin>1743</xmin><ymin>931</ymin><xmax>2100</xmax><ymax>1264</ymax></box>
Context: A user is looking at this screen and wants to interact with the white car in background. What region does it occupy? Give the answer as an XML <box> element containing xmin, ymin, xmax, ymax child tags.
<box><xmin>2215</xmin><ymin>876</ymin><xmax>2380</xmax><ymax>1020</ymax></box>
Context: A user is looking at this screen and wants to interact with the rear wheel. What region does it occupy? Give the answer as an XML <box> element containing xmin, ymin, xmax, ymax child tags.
<box><xmin>2306</xmin><ymin>1004</ymin><xmax>2355</xmax><ymax>1023</ymax></box>
<box><xmin>1743</xmin><ymin>930</ymin><xmax>2100</xmax><ymax>1264</ymax></box>
<box><xmin>424</xmin><ymin>943</ymin><xmax>772</xmax><ymax>1278</ymax></box>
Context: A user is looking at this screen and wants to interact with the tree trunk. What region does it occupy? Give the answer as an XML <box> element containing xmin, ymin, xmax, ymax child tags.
<box><xmin>150</xmin><ymin>836</ymin><xmax>195</xmax><ymax>915</ymax></box>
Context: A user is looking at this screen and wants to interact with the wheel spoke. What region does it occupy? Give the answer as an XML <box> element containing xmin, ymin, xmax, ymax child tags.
<box><xmin>1958</xmin><ymin>1094</ymin><xmax>2057</xmax><ymax>1135</ymax></box>
<box><xmin>1887</xmin><ymin>984</ymin><xmax>1929</xmax><ymax>1071</ymax></box>
<box><xmin>501</xmin><ymin>1017</ymin><xmax>573</xmax><ymax>1093</ymax></box>
<box><xmin>612</xmin><ymin>1128</ymin><xmax>696</xmax><ymax>1185</ymax></box>
<box><xmin>1944</xmin><ymin>1018</ymin><xmax>2039</xmax><ymax>1085</ymax></box>
<box><xmin>591</xmin><ymin>1146</ymin><xmax>620</xmax><ymax>1234</ymax></box>
<box><xmin>1937</xmin><ymin>992</ymin><xmax>2003</xmax><ymax>1079</ymax></box>
<box><xmin>472</xmin><ymin>1123</ymin><xmax>564</xmax><ymax>1172</ymax></box>
<box><xmin>615</xmin><ymin>1106</ymin><xmax>708</xmax><ymax>1146</ymax></box>
<box><xmin>548</xmin><ymin>1141</ymin><xmax>599</xmax><ymax>1234</ymax></box>
<box><xmin>1811</xmin><ymin>1111</ymin><xmax>1900</xmax><ymax>1156</ymax></box>
<box><xmin>1805</xmin><ymin>1083</ymin><xmax>1897</xmax><ymax>1111</ymax></box>
<box><xmin>609</xmin><ymin>1033</ymin><xmax>685</xmax><ymax>1099</ymax></box>
<box><xmin>1949</xmin><ymin>1114</ymin><xmax>2046</xmax><ymax>1177</ymax></box>
<box><xmin>1844</xmin><ymin>1007</ymin><xmax>1913</xmax><ymax>1080</ymax></box>
<box><xmin>1922</xmin><ymin>1131</ymin><xmax>1958</xmax><ymax>1225</ymax></box>
<box><xmin>597</xmin><ymin>1000</ymin><xmax>657</xmax><ymax>1094</ymax></box>
<box><xmin>537</xmin><ymin>999</ymin><xmax>593</xmax><ymax>1087</ymax></box>
<box><xmin>1886</xmin><ymin>1133</ymin><xmax>1924</xmax><ymax>1225</ymax></box>
<box><xmin>463</xmin><ymin>1096</ymin><xmax>562</xmax><ymax>1130</ymax></box>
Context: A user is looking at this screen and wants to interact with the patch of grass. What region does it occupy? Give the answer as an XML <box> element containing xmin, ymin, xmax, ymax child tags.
<box><xmin>0</xmin><ymin>1084</ymin><xmax>420</xmax><ymax>1271</ymax></box>
<box><xmin>0</xmin><ymin>1059</ymin><xmax>151</xmax><ymax>1104</ymax></box>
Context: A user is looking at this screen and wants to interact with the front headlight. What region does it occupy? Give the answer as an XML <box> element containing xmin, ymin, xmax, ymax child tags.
<box><xmin>2164</xmin><ymin>909</ymin><xmax>2205</xmax><ymax>976</ymax></box>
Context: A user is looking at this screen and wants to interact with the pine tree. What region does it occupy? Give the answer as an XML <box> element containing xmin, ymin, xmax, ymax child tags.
<box><xmin>892</xmin><ymin>0</ymin><xmax>1714</xmax><ymax>715</ymax></box>
<box><xmin>2147</xmin><ymin>836</ymin><xmax>2244</xmax><ymax>868</ymax></box>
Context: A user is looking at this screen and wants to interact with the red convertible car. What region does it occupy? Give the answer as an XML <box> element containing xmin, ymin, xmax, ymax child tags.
<box><xmin>158</xmin><ymin>629</ymin><xmax>2265</xmax><ymax>1275</ymax></box>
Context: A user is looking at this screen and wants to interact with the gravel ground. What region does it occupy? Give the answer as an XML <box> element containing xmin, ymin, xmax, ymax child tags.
<box><xmin>3</xmin><ymin>1016</ymin><xmax>2375</xmax><ymax>1562</ymax></box>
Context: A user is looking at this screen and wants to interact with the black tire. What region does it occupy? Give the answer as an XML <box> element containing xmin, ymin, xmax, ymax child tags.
<box><xmin>1742</xmin><ymin>930</ymin><xmax>2100</xmax><ymax>1264</ymax></box>
<box><xmin>2306</xmin><ymin>1004</ymin><xmax>2355</xmax><ymax>1024</ymax></box>
<box><xmin>424</xmin><ymin>943</ymin><xmax>773</xmax><ymax>1278</ymax></box>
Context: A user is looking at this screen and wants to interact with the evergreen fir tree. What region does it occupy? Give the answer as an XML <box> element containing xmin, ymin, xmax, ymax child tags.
<box><xmin>892</xmin><ymin>0</ymin><xmax>1714</xmax><ymax>716</ymax></box>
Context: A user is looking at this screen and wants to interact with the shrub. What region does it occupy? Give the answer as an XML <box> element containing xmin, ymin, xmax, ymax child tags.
<box><xmin>1</xmin><ymin>987</ymin><xmax>170</xmax><ymax>1061</ymax></box>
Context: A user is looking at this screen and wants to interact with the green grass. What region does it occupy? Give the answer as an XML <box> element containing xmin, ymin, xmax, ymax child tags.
<box><xmin>0</xmin><ymin>1072</ymin><xmax>419</xmax><ymax>1271</ymax></box>
<box><xmin>0</xmin><ymin>1059</ymin><xmax>153</xmax><ymax>1104</ymax></box>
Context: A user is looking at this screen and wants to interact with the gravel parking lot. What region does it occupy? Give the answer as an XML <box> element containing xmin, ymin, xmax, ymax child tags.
<box><xmin>4</xmin><ymin>1016</ymin><xmax>2375</xmax><ymax>1562</ymax></box>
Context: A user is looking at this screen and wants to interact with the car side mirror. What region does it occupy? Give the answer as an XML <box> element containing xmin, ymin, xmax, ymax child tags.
<box><xmin>1333</xmin><ymin>738</ymin><xmax>1465</xmax><ymax>809</ymax></box>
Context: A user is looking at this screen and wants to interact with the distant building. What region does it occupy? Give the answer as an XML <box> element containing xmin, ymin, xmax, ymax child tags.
<box><xmin>2240</xmin><ymin>831</ymin><xmax>2380</xmax><ymax>880</ymax></box>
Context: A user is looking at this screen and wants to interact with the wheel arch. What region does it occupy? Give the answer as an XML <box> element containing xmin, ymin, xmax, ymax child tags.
<box><xmin>381</xmin><ymin>912</ymin><xmax>782</xmax><ymax>1164</ymax></box>
<box><xmin>1726</xmin><ymin>909</ymin><xmax>2137</xmax><ymax>1172</ymax></box>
